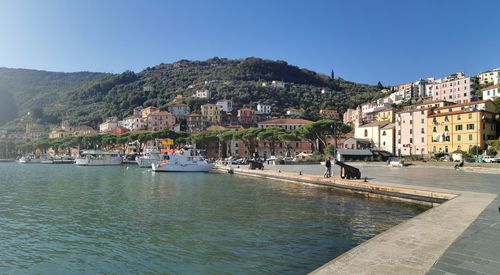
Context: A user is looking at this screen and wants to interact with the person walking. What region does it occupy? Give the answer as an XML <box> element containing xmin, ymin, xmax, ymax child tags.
<box><xmin>324</xmin><ymin>157</ymin><xmax>332</xmax><ymax>178</ymax></box>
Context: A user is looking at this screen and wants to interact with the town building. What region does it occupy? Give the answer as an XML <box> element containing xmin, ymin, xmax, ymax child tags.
<box><xmin>146</xmin><ymin>111</ymin><xmax>176</xmax><ymax>131</ymax></box>
<box><xmin>237</xmin><ymin>108</ymin><xmax>256</xmax><ymax>125</ymax></box>
<box><xmin>167</xmin><ymin>103</ymin><xmax>190</xmax><ymax>119</ymax></box>
<box><xmin>99</xmin><ymin>118</ymin><xmax>119</xmax><ymax>133</ymax></box>
<box><xmin>271</xmin><ymin>80</ymin><xmax>285</xmax><ymax>89</ymax></box>
<box><xmin>24</xmin><ymin>122</ymin><xmax>49</xmax><ymax>141</ymax></box>
<box><xmin>201</xmin><ymin>104</ymin><xmax>221</xmax><ymax>125</ymax></box>
<box><xmin>257</xmin><ymin>118</ymin><xmax>312</xmax><ymax>131</ymax></box>
<box><xmin>141</xmin><ymin>107</ymin><xmax>159</xmax><ymax>118</ymax></box>
<box><xmin>427</xmin><ymin>100</ymin><xmax>497</xmax><ymax>154</ymax></box>
<box><xmin>256</xmin><ymin>103</ymin><xmax>272</xmax><ymax>114</ymax></box>
<box><xmin>481</xmin><ymin>84</ymin><xmax>500</xmax><ymax>101</ymax></box>
<box><xmin>215</xmin><ymin>99</ymin><xmax>233</xmax><ymax>112</ymax></box>
<box><xmin>374</xmin><ymin>108</ymin><xmax>395</xmax><ymax>123</ymax></box>
<box><xmin>74</xmin><ymin>125</ymin><xmax>97</xmax><ymax>136</ymax></box>
<box><xmin>428</xmin><ymin>72</ymin><xmax>478</xmax><ymax>104</ymax></box>
<box><xmin>194</xmin><ymin>89</ymin><xmax>211</xmax><ymax>98</ymax></box>
<box><xmin>343</xmin><ymin>107</ymin><xmax>362</xmax><ymax>127</ymax></box>
<box><xmin>478</xmin><ymin>69</ymin><xmax>500</xmax><ymax>85</ymax></box>
<box><xmin>319</xmin><ymin>109</ymin><xmax>340</xmax><ymax>120</ymax></box>
<box><xmin>396</xmin><ymin>107</ymin><xmax>433</xmax><ymax>156</ymax></box>
<box><xmin>342</xmin><ymin>138</ymin><xmax>372</xmax><ymax>150</ymax></box>
<box><xmin>186</xmin><ymin>113</ymin><xmax>205</xmax><ymax>132</ymax></box>
<box><xmin>354</xmin><ymin>121</ymin><xmax>395</xmax><ymax>154</ymax></box>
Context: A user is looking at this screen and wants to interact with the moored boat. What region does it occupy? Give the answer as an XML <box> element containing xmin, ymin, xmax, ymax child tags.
<box><xmin>136</xmin><ymin>147</ymin><xmax>164</xmax><ymax>168</ymax></box>
<box><xmin>75</xmin><ymin>150</ymin><xmax>122</xmax><ymax>166</ymax></box>
<box><xmin>151</xmin><ymin>147</ymin><xmax>213</xmax><ymax>172</ymax></box>
<box><xmin>17</xmin><ymin>155</ymin><xmax>42</xmax><ymax>164</ymax></box>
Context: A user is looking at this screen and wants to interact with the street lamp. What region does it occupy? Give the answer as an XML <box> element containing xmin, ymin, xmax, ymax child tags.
<box><xmin>331</xmin><ymin>121</ymin><xmax>338</xmax><ymax>161</ymax></box>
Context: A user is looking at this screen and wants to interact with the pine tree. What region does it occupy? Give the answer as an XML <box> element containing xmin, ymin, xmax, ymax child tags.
<box><xmin>331</xmin><ymin>69</ymin><xmax>335</xmax><ymax>79</ymax></box>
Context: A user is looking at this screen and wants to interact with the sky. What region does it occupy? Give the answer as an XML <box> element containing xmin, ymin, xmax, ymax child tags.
<box><xmin>0</xmin><ymin>0</ymin><xmax>499</xmax><ymax>85</ymax></box>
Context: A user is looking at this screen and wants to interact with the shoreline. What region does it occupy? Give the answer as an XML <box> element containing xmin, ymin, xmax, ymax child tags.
<box><xmin>215</xmin><ymin>165</ymin><xmax>496</xmax><ymax>274</ymax></box>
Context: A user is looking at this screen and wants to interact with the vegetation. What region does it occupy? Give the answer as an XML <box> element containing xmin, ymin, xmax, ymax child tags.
<box><xmin>0</xmin><ymin>57</ymin><xmax>384</xmax><ymax>129</ymax></box>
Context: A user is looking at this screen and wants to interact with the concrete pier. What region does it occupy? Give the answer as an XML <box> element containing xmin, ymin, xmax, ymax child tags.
<box><xmin>215</xmin><ymin>164</ymin><xmax>498</xmax><ymax>274</ymax></box>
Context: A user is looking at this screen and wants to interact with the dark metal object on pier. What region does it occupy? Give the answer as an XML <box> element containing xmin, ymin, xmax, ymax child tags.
<box><xmin>335</xmin><ymin>161</ymin><xmax>361</xmax><ymax>179</ymax></box>
<box><xmin>249</xmin><ymin>160</ymin><xmax>264</xmax><ymax>170</ymax></box>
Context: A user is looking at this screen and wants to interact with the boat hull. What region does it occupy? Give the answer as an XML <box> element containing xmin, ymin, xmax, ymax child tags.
<box><xmin>75</xmin><ymin>158</ymin><xmax>123</xmax><ymax>166</ymax></box>
<box><xmin>136</xmin><ymin>158</ymin><xmax>160</xmax><ymax>168</ymax></box>
<box><xmin>152</xmin><ymin>162</ymin><xmax>214</xmax><ymax>172</ymax></box>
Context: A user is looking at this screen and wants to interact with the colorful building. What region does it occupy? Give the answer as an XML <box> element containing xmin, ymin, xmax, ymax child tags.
<box><xmin>428</xmin><ymin>72</ymin><xmax>477</xmax><ymax>104</ymax></box>
<box><xmin>257</xmin><ymin>118</ymin><xmax>312</xmax><ymax>131</ymax></box>
<box><xmin>201</xmin><ymin>104</ymin><xmax>221</xmax><ymax>124</ymax></box>
<box><xmin>237</xmin><ymin>108</ymin><xmax>256</xmax><ymax>125</ymax></box>
<box><xmin>319</xmin><ymin>109</ymin><xmax>340</xmax><ymax>120</ymax></box>
<box><xmin>167</xmin><ymin>103</ymin><xmax>190</xmax><ymax>119</ymax></box>
<box><xmin>146</xmin><ymin>111</ymin><xmax>176</xmax><ymax>131</ymax></box>
<box><xmin>427</xmin><ymin>100</ymin><xmax>497</xmax><ymax>154</ymax></box>
<box><xmin>481</xmin><ymin>84</ymin><xmax>500</xmax><ymax>101</ymax></box>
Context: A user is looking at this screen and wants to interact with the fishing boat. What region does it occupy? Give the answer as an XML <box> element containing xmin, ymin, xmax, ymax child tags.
<box><xmin>17</xmin><ymin>155</ymin><xmax>42</xmax><ymax>164</ymax></box>
<box><xmin>151</xmin><ymin>147</ymin><xmax>213</xmax><ymax>172</ymax></box>
<box><xmin>136</xmin><ymin>147</ymin><xmax>164</xmax><ymax>168</ymax></box>
<box><xmin>75</xmin><ymin>150</ymin><xmax>122</xmax><ymax>166</ymax></box>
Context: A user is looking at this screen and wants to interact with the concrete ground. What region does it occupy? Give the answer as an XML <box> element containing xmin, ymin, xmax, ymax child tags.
<box><xmin>259</xmin><ymin>163</ymin><xmax>500</xmax><ymax>274</ymax></box>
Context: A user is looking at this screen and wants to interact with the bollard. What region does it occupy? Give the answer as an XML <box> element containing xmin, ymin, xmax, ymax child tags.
<box><xmin>364</xmin><ymin>177</ymin><xmax>368</xmax><ymax>182</ymax></box>
<box><xmin>278</xmin><ymin>169</ymin><xmax>281</xmax><ymax>173</ymax></box>
<box><xmin>237</xmin><ymin>165</ymin><xmax>240</xmax><ymax>169</ymax></box>
<box><xmin>299</xmin><ymin>171</ymin><xmax>302</xmax><ymax>175</ymax></box>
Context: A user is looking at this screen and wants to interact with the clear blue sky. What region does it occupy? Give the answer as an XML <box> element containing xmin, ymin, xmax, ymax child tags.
<box><xmin>0</xmin><ymin>0</ymin><xmax>498</xmax><ymax>85</ymax></box>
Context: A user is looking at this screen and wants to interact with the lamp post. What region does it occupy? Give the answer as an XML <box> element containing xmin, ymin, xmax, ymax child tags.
<box><xmin>331</xmin><ymin>121</ymin><xmax>338</xmax><ymax>161</ymax></box>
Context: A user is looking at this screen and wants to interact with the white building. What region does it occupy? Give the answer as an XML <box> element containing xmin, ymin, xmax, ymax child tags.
<box><xmin>215</xmin><ymin>99</ymin><xmax>233</xmax><ymax>112</ymax></box>
<box><xmin>167</xmin><ymin>103</ymin><xmax>190</xmax><ymax>119</ymax></box>
<box><xmin>256</xmin><ymin>103</ymin><xmax>272</xmax><ymax>114</ymax></box>
<box><xmin>478</xmin><ymin>69</ymin><xmax>500</xmax><ymax>85</ymax></box>
<box><xmin>354</xmin><ymin>121</ymin><xmax>395</xmax><ymax>154</ymax></box>
<box><xmin>286</xmin><ymin>108</ymin><xmax>301</xmax><ymax>116</ymax></box>
<box><xmin>271</xmin><ymin>80</ymin><xmax>285</xmax><ymax>88</ymax></box>
<box><xmin>482</xmin><ymin>84</ymin><xmax>500</xmax><ymax>101</ymax></box>
<box><xmin>99</xmin><ymin>118</ymin><xmax>119</xmax><ymax>133</ymax></box>
<box><xmin>194</xmin><ymin>89</ymin><xmax>211</xmax><ymax>98</ymax></box>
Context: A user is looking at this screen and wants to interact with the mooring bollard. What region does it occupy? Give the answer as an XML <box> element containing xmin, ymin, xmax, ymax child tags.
<box><xmin>299</xmin><ymin>171</ymin><xmax>302</xmax><ymax>175</ymax></box>
<box><xmin>278</xmin><ymin>169</ymin><xmax>281</xmax><ymax>173</ymax></box>
<box><xmin>364</xmin><ymin>177</ymin><xmax>368</xmax><ymax>182</ymax></box>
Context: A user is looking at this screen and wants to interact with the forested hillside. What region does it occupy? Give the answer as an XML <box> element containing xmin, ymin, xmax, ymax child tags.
<box><xmin>0</xmin><ymin>58</ymin><xmax>384</xmax><ymax>128</ymax></box>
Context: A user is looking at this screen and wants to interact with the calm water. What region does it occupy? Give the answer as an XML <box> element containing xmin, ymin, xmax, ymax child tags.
<box><xmin>0</xmin><ymin>163</ymin><xmax>426</xmax><ymax>274</ymax></box>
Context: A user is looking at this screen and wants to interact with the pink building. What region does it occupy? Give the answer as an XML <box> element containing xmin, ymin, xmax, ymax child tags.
<box><xmin>343</xmin><ymin>107</ymin><xmax>362</xmax><ymax>127</ymax></box>
<box><xmin>396</xmin><ymin>107</ymin><xmax>433</xmax><ymax>156</ymax></box>
<box><xmin>237</xmin><ymin>108</ymin><xmax>256</xmax><ymax>125</ymax></box>
<box><xmin>429</xmin><ymin>73</ymin><xmax>477</xmax><ymax>104</ymax></box>
<box><xmin>146</xmin><ymin>111</ymin><xmax>176</xmax><ymax>131</ymax></box>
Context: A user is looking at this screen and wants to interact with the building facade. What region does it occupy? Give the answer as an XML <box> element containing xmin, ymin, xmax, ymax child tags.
<box><xmin>427</xmin><ymin>100</ymin><xmax>497</xmax><ymax>154</ymax></box>
<box><xmin>258</xmin><ymin>118</ymin><xmax>312</xmax><ymax>131</ymax></box>
<box><xmin>482</xmin><ymin>84</ymin><xmax>500</xmax><ymax>101</ymax></box>
<box><xmin>319</xmin><ymin>109</ymin><xmax>340</xmax><ymax>120</ymax></box>
<box><xmin>186</xmin><ymin>113</ymin><xmax>205</xmax><ymax>132</ymax></box>
<box><xmin>256</xmin><ymin>103</ymin><xmax>272</xmax><ymax>114</ymax></box>
<box><xmin>215</xmin><ymin>100</ymin><xmax>233</xmax><ymax>112</ymax></box>
<box><xmin>167</xmin><ymin>103</ymin><xmax>190</xmax><ymax>119</ymax></box>
<box><xmin>354</xmin><ymin>121</ymin><xmax>395</xmax><ymax>154</ymax></box>
<box><xmin>429</xmin><ymin>72</ymin><xmax>477</xmax><ymax>104</ymax></box>
<box><xmin>478</xmin><ymin>69</ymin><xmax>500</xmax><ymax>85</ymax></box>
<box><xmin>146</xmin><ymin>111</ymin><xmax>176</xmax><ymax>131</ymax></box>
<box><xmin>237</xmin><ymin>108</ymin><xmax>256</xmax><ymax>125</ymax></box>
<box><xmin>201</xmin><ymin>104</ymin><xmax>221</xmax><ymax>124</ymax></box>
<box><xmin>195</xmin><ymin>89</ymin><xmax>211</xmax><ymax>98</ymax></box>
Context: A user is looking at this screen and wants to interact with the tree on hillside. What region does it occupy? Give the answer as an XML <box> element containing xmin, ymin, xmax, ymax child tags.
<box><xmin>296</xmin><ymin>119</ymin><xmax>350</xmax><ymax>153</ymax></box>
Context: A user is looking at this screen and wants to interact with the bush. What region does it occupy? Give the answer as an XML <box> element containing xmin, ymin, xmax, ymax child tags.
<box><xmin>468</xmin><ymin>145</ymin><xmax>483</xmax><ymax>156</ymax></box>
<box><xmin>433</xmin><ymin>152</ymin><xmax>446</xmax><ymax>160</ymax></box>
<box><xmin>486</xmin><ymin>147</ymin><xmax>498</xmax><ymax>157</ymax></box>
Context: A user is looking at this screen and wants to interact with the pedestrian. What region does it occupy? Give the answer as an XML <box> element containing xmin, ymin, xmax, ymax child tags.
<box><xmin>324</xmin><ymin>157</ymin><xmax>332</xmax><ymax>178</ymax></box>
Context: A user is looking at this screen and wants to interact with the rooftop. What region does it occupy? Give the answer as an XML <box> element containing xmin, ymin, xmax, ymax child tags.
<box><xmin>258</xmin><ymin>118</ymin><xmax>313</xmax><ymax>125</ymax></box>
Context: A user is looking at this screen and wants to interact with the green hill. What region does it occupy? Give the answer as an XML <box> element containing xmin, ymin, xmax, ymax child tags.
<box><xmin>0</xmin><ymin>57</ymin><xmax>383</xmax><ymax>128</ymax></box>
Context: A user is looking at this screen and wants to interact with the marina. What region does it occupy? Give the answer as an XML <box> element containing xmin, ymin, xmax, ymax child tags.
<box><xmin>0</xmin><ymin>162</ymin><xmax>426</xmax><ymax>274</ymax></box>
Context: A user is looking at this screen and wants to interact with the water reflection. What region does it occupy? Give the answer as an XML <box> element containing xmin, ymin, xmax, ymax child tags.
<box><xmin>0</xmin><ymin>163</ymin><xmax>426</xmax><ymax>274</ymax></box>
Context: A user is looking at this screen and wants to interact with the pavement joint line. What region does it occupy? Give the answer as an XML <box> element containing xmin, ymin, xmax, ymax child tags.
<box><xmin>214</xmin><ymin>165</ymin><xmax>497</xmax><ymax>275</ymax></box>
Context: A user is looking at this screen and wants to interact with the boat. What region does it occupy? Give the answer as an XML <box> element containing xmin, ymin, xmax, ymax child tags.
<box><xmin>151</xmin><ymin>147</ymin><xmax>213</xmax><ymax>172</ymax></box>
<box><xmin>136</xmin><ymin>147</ymin><xmax>164</xmax><ymax>168</ymax></box>
<box><xmin>75</xmin><ymin>150</ymin><xmax>122</xmax><ymax>166</ymax></box>
<box><xmin>387</xmin><ymin>157</ymin><xmax>405</xmax><ymax>167</ymax></box>
<box><xmin>17</xmin><ymin>155</ymin><xmax>42</xmax><ymax>164</ymax></box>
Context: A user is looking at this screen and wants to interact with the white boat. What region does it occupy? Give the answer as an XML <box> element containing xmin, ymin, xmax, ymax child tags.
<box><xmin>75</xmin><ymin>150</ymin><xmax>122</xmax><ymax>166</ymax></box>
<box><xmin>17</xmin><ymin>155</ymin><xmax>42</xmax><ymax>164</ymax></box>
<box><xmin>152</xmin><ymin>147</ymin><xmax>213</xmax><ymax>172</ymax></box>
<box><xmin>136</xmin><ymin>147</ymin><xmax>164</xmax><ymax>168</ymax></box>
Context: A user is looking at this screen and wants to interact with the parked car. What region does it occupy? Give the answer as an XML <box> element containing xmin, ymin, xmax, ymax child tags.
<box><xmin>483</xmin><ymin>156</ymin><xmax>500</xmax><ymax>163</ymax></box>
<box><xmin>387</xmin><ymin>157</ymin><xmax>404</xmax><ymax>167</ymax></box>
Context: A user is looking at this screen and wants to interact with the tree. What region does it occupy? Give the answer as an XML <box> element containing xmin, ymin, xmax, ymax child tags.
<box><xmin>331</xmin><ymin>69</ymin><xmax>334</xmax><ymax>79</ymax></box>
<box><xmin>377</xmin><ymin>81</ymin><xmax>384</xmax><ymax>89</ymax></box>
<box><xmin>257</xmin><ymin>127</ymin><xmax>293</xmax><ymax>156</ymax></box>
<box><xmin>296</xmin><ymin>119</ymin><xmax>350</xmax><ymax>153</ymax></box>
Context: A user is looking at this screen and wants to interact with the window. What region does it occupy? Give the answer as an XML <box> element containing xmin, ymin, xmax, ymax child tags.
<box><xmin>421</xmin><ymin>137</ymin><xmax>425</xmax><ymax>143</ymax></box>
<box><xmin>421</xmin><ymin>128</ymin><xmax>425</xmax><ymax>134</ymax></box>
<box><xmin>468</xmin><ymin>113</ymin><xmax>472</xmax><ymax>119</ymax></box>
<box><xmin>410</xmin><ymin>120</ymin><xmax>413</xmax><ymax>125</ymax></box>
<box><xmin>466</xmin><ymin>124</ymin><xmax>475</xmax><ymax>130</ymax></box>
<box><xmin>409</xmin><ymin>138</ymin><xmax>413</xmax><ymax>143</ymax></box>
<box><xmin>455</xmin><ymin>125</ymin><xmax>463</xmax><ymax>131</ymax></box>
<box><xmin>433</xmin><ymin>127</ymin><xmax>437</xmax><ymax>133</ymax></box>
<box><xmin>444</xmin><ymin>126</ymin><xmax>449</xmax><ymax>131</ymax></box>
<box><xmin>382</xmin><ymin>131</ymin><xmax>386</xmax><ymax>136</ymax></box>
<box><xmin>457</xmin><ymin>114</ymin><xmax>461</xmax><ymax>120</ymax></box>
<box><xmin>457</xmin><ymin>135</ymin><xmax>461</xmax><ymax>141</ymax></box>
<box><xmin>469</xmin><ymin>134</ymin><xmax>473</xmax><ymax>141</ymax></box>
<box><xmin>410</xmin><ymin>129</ymin><xmax>413</xmax><ymax>134</ymax></box>
<box><xmin>421</xmin><ymin>119</ymin><xmax>424</xmax><ymax>124</ymax></box>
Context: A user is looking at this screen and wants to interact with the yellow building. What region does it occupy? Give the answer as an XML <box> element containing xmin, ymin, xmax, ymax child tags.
<box><xmin>201</xmin><ymin>104</ymin><xmax>221</xmax><ymax>124</ymax></box>
<box><xmin>427</xmin><ymin>100</ymin><xmax>497</xmax><ymax>154</ymax></box>
<box><xmin>375</xmin><ymin>108</ymin><xmax>395</xmax><ymax>123</ymax></box>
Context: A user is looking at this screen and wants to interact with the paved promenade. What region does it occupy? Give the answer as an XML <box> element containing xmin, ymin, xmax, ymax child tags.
<box><xmin>224</xmin><ymin>163</ymin><xmax>500</xmax><ymax>274</ymax></box>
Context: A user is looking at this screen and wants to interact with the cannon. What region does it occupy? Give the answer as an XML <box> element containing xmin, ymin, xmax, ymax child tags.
<box><xmin>249</xmin><ymin>160</ymin><xmax>264</xmax><ymax>170</ymax></box>
<box><xmin>335</xmin><ymin>161</ymin><xmax>361</xmax><ymax>179</ymax></box>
